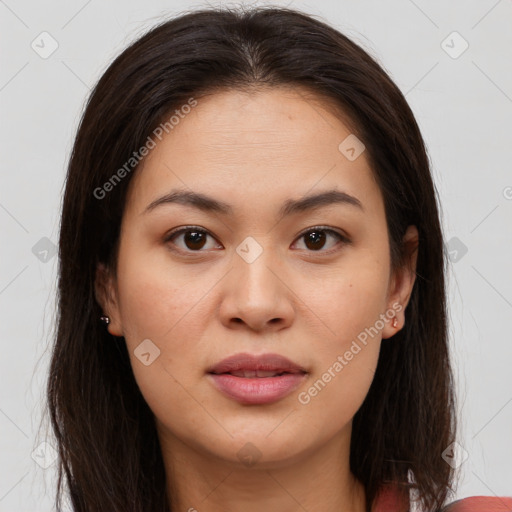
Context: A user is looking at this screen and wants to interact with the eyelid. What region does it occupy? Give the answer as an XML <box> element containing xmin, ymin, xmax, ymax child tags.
<box><xmin>165</xmin><ymin>225</ymin><xmax>210</xmax><ymax>239</ymax></box>
<box><xmin>296</xmin><ymin>225</ymin><xmax>350</xmax><ymax>242</ymax></box>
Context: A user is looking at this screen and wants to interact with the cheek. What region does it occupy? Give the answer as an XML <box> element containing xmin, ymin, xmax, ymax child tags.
<box><xmin>296</xmin><ymin>343</ymin><xmax>380</xmax><ymax>442</ymax></box>
<box><xmin>301</xmin><ymin>254</ymin><xmax>390</xmax><ymax>346</ymax></box>
<box><xmin>295</xmin><ymin>274</ymin><xmax>386</xmax><ymax>428</ymax></box>
<box><xmin>116</xmin><ymin>249</ymin><xmax>213</xmax><ymax>342</ymax></box>
<box><xmin>114</xmin><ymin>252</ymin><xmax>215</xmax><ymax>411</ymax></box>
<box><xmin>292</xmin><ymin>257</ymin><xmax>388</xmax><ymax>424</ymax></box>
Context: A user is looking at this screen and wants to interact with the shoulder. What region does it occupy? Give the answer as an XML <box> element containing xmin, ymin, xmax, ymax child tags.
<box><xmin>442</xmin><ymin>495</ymin><xmax>512</xmax><ymax>511</ymax></box>
<box><xmin>373</xmin><ymin>484</ymin><xmax>512</xmax><ymax>512</ymax></box>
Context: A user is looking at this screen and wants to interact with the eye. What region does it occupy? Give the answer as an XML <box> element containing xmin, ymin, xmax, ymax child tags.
<box><xmin>292</xmin><ymin>226</ymin><xmax>349</xmax><ymax>253</ymax></box>
<box><xmin>164</xmin><ymin>225</ymin><xmax>350</xmax><ymax>254</ymax></box>
<box><xmin>165</xmin><ymin>226</ymin><xmax>222</xmax><ymax>252</ymax></box>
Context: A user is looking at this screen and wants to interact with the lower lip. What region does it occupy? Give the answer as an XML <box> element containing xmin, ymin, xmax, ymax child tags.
<box><xmin>208</xmin><ymin>373</ymin><xmax>307</xmax><ymax>405</ymax></box>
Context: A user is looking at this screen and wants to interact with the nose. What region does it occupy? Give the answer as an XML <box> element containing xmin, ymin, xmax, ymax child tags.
<box><xmin>218</xmin><ymin>244</ymin><xmax>295</xmax><ymax>332</ymax></box>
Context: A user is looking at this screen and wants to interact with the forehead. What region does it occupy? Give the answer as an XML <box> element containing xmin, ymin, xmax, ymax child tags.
<box><xmin>156</xmin><ymin>86</ymin><xmax>359</xmax><ymax>160</ymax></box>
<box><xmin>125</xmin><ymin>86</ymin><xmax>383</xmax><ymax>218</ymax></box>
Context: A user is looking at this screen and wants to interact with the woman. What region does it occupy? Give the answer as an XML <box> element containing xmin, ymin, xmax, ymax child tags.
<box><xmin>45</xmin><ymin>6</ymin><xmax>511</xmax><ymax>512</ymax></box>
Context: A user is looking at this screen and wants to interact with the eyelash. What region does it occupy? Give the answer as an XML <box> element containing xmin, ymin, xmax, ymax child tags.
<box><xmin>164</xmin><ymin>225</ymin><xmax>351</xmax><ymax>255</ymax></box>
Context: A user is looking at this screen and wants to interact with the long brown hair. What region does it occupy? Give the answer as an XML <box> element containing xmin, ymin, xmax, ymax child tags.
<box><xmin>45</xmin><ymin>5</ymin><xmax>456</xmax><ymax>511</ymax></box>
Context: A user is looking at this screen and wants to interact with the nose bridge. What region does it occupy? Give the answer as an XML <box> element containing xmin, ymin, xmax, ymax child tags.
<box><xmin>233</xmin><ymin>234</ymin><xmax>282</xmax><ymax>294</ymax></box>
<box><xmin>220</xmin><ymin>234</ymin><xmax>293</xmax><ymax>330</ymax></box>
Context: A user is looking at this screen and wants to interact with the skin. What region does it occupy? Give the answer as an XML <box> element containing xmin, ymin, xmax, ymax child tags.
<box><xmin>95</xmin><ymin>86</ymin><xmax>418</xmax><ymax>512</ymax></box>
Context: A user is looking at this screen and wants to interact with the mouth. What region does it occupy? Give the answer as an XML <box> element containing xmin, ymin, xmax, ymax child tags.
<box><xmin>210</xmin><ymin>369</ymin><xmax>305</xmax><ymax>377</ymax></box>
<box><xmin>207</xmin><ymin>352</ymin><xmax>307</xmax><ymax>375</ymax></box>
<box><xmin>207</xmin><ymin>353</ymin><xmax>308</xmax><ymax>405</ymax></box>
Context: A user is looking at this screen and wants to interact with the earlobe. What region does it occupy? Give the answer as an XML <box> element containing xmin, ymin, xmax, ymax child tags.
<box><xmin>382</xmin><ymin>225</ymin><xmax>419</xmax><ymax>340</ymax></box>
<box><xmin>94</xmin><ymin>262</ymin><xmax>123</xmax><ymax>337</ymax></box>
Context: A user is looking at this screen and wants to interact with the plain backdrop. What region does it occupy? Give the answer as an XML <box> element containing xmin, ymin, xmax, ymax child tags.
<box><xmin>0</xmin><ymin>0</ymin><xmax>511</xmax><ymax>510</ymax></box>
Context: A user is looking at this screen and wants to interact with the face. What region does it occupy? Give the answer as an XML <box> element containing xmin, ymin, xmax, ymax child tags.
<box><xmin>96</xmin><ymin>86</ymin><xmax>417</xmax><ymax>470</ymax></box>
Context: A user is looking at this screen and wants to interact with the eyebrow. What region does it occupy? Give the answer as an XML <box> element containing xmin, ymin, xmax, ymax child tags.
<box><xmin>143</xmin><ymin>188</ymin><xmax>364</xmax><ymax>217</ymax></box>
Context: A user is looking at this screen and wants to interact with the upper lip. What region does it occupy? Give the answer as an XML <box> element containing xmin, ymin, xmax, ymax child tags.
<box><xmin>207</xmin><ymin>352</ymin><xmax>307</xmax><ymax>375</ymax></box>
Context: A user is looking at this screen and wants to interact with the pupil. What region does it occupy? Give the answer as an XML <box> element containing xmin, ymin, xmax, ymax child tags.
<box><xmin>306</xmin><ymin>231</ymin><xmax>325</xmax><ymax>250</ymax></box>
<box><xmin>185</xmin><ymin>231</ymin><xmax>206</xmax><ymax>250</ymax></box>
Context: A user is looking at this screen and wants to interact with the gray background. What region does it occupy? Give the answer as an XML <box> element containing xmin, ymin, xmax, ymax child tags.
<box><xmin>1</xmin><ymin>0</ymin><xmax>511</xmax><ymax>510</ymax></box>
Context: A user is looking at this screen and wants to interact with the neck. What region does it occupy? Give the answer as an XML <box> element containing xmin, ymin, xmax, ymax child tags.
<box><xmin>157</xmin><ymin>423</ymin><xmax>367</xmax><ymax>512</ymax></box>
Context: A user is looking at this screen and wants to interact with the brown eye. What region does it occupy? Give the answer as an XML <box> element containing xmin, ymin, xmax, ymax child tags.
<box><xmin>182</xmin><ymin>230</ymin><xmax>207</xmax><ymax>250</ymax></box>
<box><xmin>304</xmin><ymin>230</ymin><xmax>327</xmax><ymax>250</ymax></box>
<box><xmin>165</xmin><ymin>227</ymin><xmax>221</xmax><ymax>252</ymax></box>
<box><xmin>293</xmin><ymin>227</ymin><xmax>348</xmax><ymax>252</ymax></box>
<box><xmin>165</xmin><ymin>225</ymin><xmax>349</xmax><ymax>254</ymax></box>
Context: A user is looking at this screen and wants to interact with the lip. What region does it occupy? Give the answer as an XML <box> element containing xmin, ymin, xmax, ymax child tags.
<box><xmin>207</xmin><ymin>352</ymin><xmax>308</xmax><ymax>405</ymax></box>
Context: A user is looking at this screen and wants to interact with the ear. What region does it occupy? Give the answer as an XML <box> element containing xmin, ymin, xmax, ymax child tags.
<box><xmin>381</xmin><ymin>225</ymin><xmax>419</xmax><ymax>340</ymax></box>
<box><xmin>94</xmin><ymin>262</ymin><xmax>123</xmax><ymax>337</ymax></box>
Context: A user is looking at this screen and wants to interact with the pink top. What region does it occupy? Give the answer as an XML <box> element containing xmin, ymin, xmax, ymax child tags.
<box><xmin>373</xmin><ymin>484</ymin><xmax>512</xmax><ymax>511</ymax></box>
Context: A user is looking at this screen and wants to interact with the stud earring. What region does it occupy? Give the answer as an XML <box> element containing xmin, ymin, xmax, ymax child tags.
<box><xmin>391</xmin><ymin>317</ymin><xmax>398</xmax><ymax>328</ymax></box>
<box><xmin>100</xmin><ymin>315</ymin><xmax>110</xmax><ymax>325</ymax></box>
